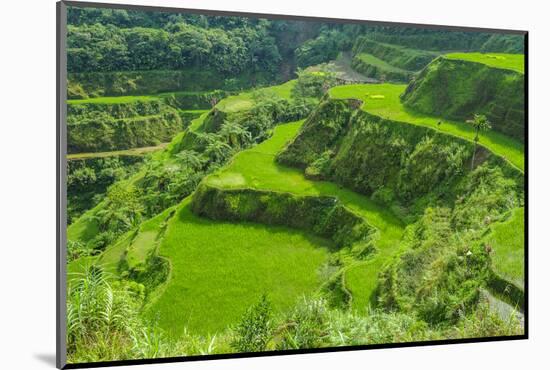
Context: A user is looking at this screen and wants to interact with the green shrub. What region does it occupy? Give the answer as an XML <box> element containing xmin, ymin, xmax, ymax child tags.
<box><xmin>68</xmin><ymin>156</ymin><xmax>143</xmax><ymax>223</ymax></box>
<box><xmin>276</xmin><ymin>298</ymin><xmax>331</xmax><ymax>350</ymax></box>
<box><xmin>291</xmin><ymin>70</ymin><xmax>338</xmax><ymax>99</ymax></box>
<box><xmin>377</xmin><ymin>206</ymin><xmax>493</xmax><ymax>325</ymax></box>
<box><xmin>231</xmin><ymin>295</ymin><xmax>273</xmax><ymax>352</ymax></box>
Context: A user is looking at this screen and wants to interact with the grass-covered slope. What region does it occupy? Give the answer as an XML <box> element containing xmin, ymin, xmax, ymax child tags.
<box><xmin>445</xmin><ymin>53</ymin><xmax>524</xmax><ymax>74</ymax></box>
<box><xmin>67</xmin><ymin>98</ymin><xmax>184</xmax><ymax>153</ymax></box>
<box><xmin>67</xmin><ymin>90</ymin><xmax>225</xmax><ymax>154</ymax></box>
<box><xmin>484</xmin><ymin>207</ymin><xmax>525</xmax><ymax>308</ymax></box>
<box><xmin>351</xmin><ymin>53</ymin><xmax>412</xmax><ymax>83</ymax></box>
<box><xmin>352</xmin><ymin>37</ymin><xmax>439</xmax><ymax>71</ymax></box>
<box><xmin>401</xmin><ymin>54</ymin><xmax>525</xmax><ymax>142</ymax></box>
<box><xmin>67</xmin><ymin>78</ymin><xmax>317</xmax><ymax>261</ymax></box>
<box><xmin>276</xmin><ymin>98</ymin><xmax>524</xmax><ymax>316</ymax></box>
<box><xmin>329</xmin><ymin>84</ymin><xmax>524</xmax><ymax>171</ymax></box>
<box><xmin>203</xmin><ymin>121</ymin><xmax>405</xmax><ymax>309</ymax></box>
<box><xmin>145</xmin><ymin>197</ymin><xmax>331</xmax><ymax>335</ymax></box>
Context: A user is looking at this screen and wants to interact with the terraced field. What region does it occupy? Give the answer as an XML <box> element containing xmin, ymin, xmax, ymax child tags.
<box><xmin>329</xmin><ymin>84</ymin><xmax>525</xmax><ymax>171</ymax></box>
<box><xmin>214</xmin><ymin>80</ymin><xmax>296</xmax><ymax>113</ymax></box>
<box><xmin>147</xmin><ymin>198</ymin><xmax>332</xmax><ymax>335</ymax></box>
<box><xmin>445</xmin><ymin>52</ymin><xmax>524</xmax><ymax>73</ymax></box>
<box><xmin>203</xmin><ymin>122</ymin><xmax>405</xmax><ymax>311</ymax></box>
<box><xmin>64</xmin><ymin>11</ymin><xmax>527</xmax><ymax>363</ymax></box>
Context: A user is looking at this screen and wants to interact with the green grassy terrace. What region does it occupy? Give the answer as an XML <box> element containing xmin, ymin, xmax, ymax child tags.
<box><xmin>214</xmin><ymin>80</ymin><xmax>296</xmax><ymax>113</ymax></box>
<box><xmin>329</xmin><ymin>84</ymin><xmax>524</xmax><ymax>172</ymax></box>
<box><xmin>354</xmin><ymin>53</ymin><xmax>412</xmax><ymax>73</ymax></box>
<box><xmin>205</xmin><ymin>121</ymin><xmax>405</xmax><ymax>312</ymax></box>
<box><xmin>146</xmin><ymin>198</ymin><xmax>331</xmax><ymax>336</ymax></box>
<box><xmin>445</xmin><ymin>52</ymin><xmax>524</xmax><ymax>74</ymax></box>
<box><xmin>67</xmin><ymin>80</ymin><xmax>296</xmax><ymax>108</ymax></box>
<box><xmin>67</xmin><ymin>95</ymin><xmax>161</xmax><ymax>105</ymax></box>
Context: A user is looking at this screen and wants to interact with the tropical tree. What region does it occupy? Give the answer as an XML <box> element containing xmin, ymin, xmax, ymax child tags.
<box><xmin>467</xmin><ymin>114</ymin><xmax>492</xmax><ymax>170</ymax></box>
<box><xmin>205</xmin><ymin>140</ymin><xmax>233</xmax><ymax>163</ymax></box>
<box><xmin>219</xmin><ymin>121</ymin><xmax>252</xmax><ymax>148</ymax></box>
<box><xmin>175</xmin><ymin>150</ymin><xmax>205</xmax><ymax>170</ymax></box>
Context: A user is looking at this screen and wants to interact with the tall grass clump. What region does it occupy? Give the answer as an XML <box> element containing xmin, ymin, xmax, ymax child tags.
<box><xmin>66</xmin><ymin>265</ymin><xmax>162</xmax><ymax>363</ymax></box>
<box><xmin>231</xmin><ymin>295</ymin><xmax>273</xmax><ymax>352</ymax></box>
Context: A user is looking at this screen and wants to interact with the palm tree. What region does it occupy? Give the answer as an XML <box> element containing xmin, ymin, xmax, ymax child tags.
<box><xmin>467</xmin><ymin>114</ymin><xmax>492</xmax><ymax>170</ymax></box>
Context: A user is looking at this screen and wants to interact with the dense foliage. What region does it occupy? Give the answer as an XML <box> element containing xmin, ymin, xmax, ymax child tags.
<box><xmin>67</xmin><ymin>267</ymin><xmax>522</xmax><ymax>363</ymax></box>
<box><xmin>352</xmin><ymin>37</ymin><xmax>438</xmax><ymax>71</ymax></box>
<box><xmin>68</xmin><ymin>156</ymin><xmax>143</xmax><ymax>223</ymax></box>
<box><xmin>360</xmin><ymin>26</ymin><xmax>524</xmax><ymax>53</ymax></box>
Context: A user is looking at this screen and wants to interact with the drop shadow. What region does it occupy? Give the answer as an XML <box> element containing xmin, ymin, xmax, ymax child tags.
<box><xmin>33</xmin><ymin>353</ymin><xmax>56</xmax><ymax>367</ymax></box>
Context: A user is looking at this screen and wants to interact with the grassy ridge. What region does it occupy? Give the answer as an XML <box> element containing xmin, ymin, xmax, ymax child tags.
<box><xmin>401</xmin><ymin>56</ymin><xmax>524</xmax><ymax>141</ymax></box>
<box><xmin>329</xmin><ymin>84</ymin><xmax>524</xmax><ymax>171</ymax></box>
<box><xmin>445</xmin><ymin>53</ymin><xmax>524</xmax><ymax>74</ymax></box>
<box><xmin>67</xmin><ymin>143</ymin><xmax>168</xmax><ymax>160</ymax></box>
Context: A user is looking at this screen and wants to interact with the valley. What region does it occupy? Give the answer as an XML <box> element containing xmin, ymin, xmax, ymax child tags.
<box><xmin>64</xmin><ymin>6</ymin><xmax>526</xmax><ymax>364</ymax></box>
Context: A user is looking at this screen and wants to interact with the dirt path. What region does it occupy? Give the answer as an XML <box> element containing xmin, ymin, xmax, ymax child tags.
<box><xmin>67</xmin><ymin>143</ymin><xmax>169</xmax><ymax>160</ymax></box>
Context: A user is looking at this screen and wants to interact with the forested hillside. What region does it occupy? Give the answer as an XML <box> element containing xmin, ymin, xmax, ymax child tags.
<box><xmin>65</xmin><ymin>6</ymin><xmax>525</xmax><ymax>365</ymax></box>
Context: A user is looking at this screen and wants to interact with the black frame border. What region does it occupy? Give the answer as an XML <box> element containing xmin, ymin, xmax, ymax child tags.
<box><xmin>56</xmin><ymin>1</ymin><xmax>529</xmax><ymax>369</ymax></box>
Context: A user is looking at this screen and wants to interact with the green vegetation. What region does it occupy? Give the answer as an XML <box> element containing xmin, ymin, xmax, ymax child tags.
<box><xmin>205</xmin><ymin>121</ymin><xmax>404</xmax><ymax>304</ymax></box>
<box><xmin>329</xmin><ymin>84</ymin><xmax>524</xmax><ymax>171</ymax></box>
<box><xmin>68</xmin><ymin>156</ymin><xmax>143</xmax><ymax>222</ymax></box>
<box><xmin>65</xmin><ymin>6</ymin><xmax>525</xmax><ymax>364</ymax></box>
<box><xmin>352</xmin><ymin>37</ymin><xmax>439</xmax><ymax>71</ymax></box>
<box><xmin>401</xmin><ymin>56</ymin><xmax>525</xmax><ymax>142</ymax></box>
<box><xmin>446</xmin><ymin>52</ymin><xmax>524</xmax><ymax>74</ymax></box>
<box><xmin>68</xmin><ymin>95</ymin><xmax>160</xmax><ymax>105</ymax></box>
<box><xmin>360</xmin><ymin>27</ymin><xmax>524</xmax><ymax>53</ymax></box>
<box><xmin>485</xmin><ymin>207</ymin><xmax>525</xmax><ymax>286</ymax></box>
<box><xmin>67</xmin><ymin>144</ymin><xmax>168</xmax><ymax>160</ymax></box>
<box><xmin>146</xmin><ymin>198</ymin><xmax>331</xmax><ymax>335</ymax></box>
<box><xmin>351</xmin><ymin>53</ymin><xmax>412</xmax><ymax>82</ymax></box>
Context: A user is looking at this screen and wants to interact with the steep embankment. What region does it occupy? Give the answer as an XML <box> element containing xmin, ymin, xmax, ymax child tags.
<box><xmin>401</xmin><ymin>54</ymin><xmax>525</xmax><ymax>142</ymax></box>
<box><xmin>350</xmin><ymin>38</ymin><xmax>439</xmax><ymax>82</ymax></box>
<box><xmin>67</xmin><ymin>91</ymin><xmax>222</xmax><ymax>154</ymax></box>
<box><xmin>329</xmin><ymin>84</ymin><xmax>524</xmax><ymax>171</ymax></box>
<box><xmin>277</xmin><ymin>96</ymin><xmax>524</xmax><ymax>313</ymax></box>
<box><xmin>353</xmin><ymin>38</ymin><xmax>439</xmax><ymax>71</ymax></box>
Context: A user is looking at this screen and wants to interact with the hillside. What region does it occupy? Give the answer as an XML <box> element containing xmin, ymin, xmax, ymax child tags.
<box><xmin>64</xmin><ymin>6</ymin><xmax>526</xmax><ymax>364</ymax></box>
<box><xmin>401</xmin><ymin>54</ymin><xmax>525</xmax><ymax>142</ymax></box>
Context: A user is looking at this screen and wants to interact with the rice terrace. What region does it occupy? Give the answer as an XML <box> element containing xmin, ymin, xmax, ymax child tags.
<box><xmin>64</xmin><ymin>4</ymin><xmax>526</xmax><ymax>364</ymax></box>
